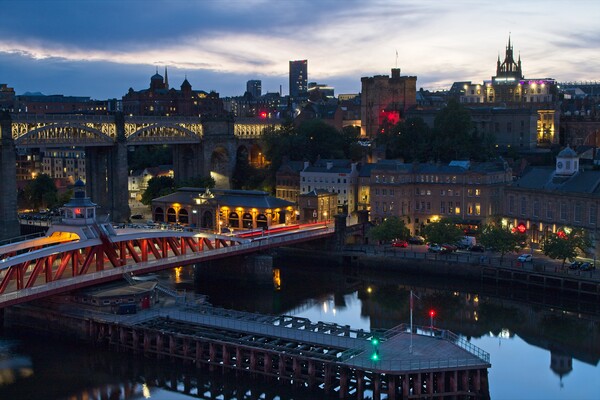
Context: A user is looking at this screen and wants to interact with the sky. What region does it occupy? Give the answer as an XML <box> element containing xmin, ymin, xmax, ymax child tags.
<box><xmin>0</xmin><ymin>0</ymin><xmax>599</xmax><ymax>100</ymax></box>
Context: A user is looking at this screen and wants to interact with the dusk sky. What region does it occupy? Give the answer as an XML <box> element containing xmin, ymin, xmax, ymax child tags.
<box><xmin>1</xmin><ymin>0</ymin><xmax>599</xmax><ymax>99</ymax></box>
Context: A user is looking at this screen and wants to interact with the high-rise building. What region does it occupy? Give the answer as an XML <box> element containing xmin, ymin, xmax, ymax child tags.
<box><xmin>289</xmin><ymin>60</ymin><xmax>308</xmax><ymax>99</ymax></box>
<box><xmin>246</xmin><ymin>80</ymin><xmax>262</xmax><ymax>99</ymax></box>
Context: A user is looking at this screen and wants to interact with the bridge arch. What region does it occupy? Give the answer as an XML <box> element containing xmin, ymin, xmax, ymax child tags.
<box><xmin>15</xmin><ymin>122</ymin><xmax>114</xmax><ymax>147</ymax></box>
<box><xmin>209</xmin><ymin>146</ymin><xmax>231</xmax><ymax>187</ymax></box>
<box><xmin>126</xmin><ymin>123</ymin><xmax>200</xmax><ymax>144</ymax></box>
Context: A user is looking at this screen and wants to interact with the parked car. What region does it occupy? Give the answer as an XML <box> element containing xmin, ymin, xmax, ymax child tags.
<box><xmin>392</xmin><ymin>239</ymin><xmax>408</xmax><ymax>248</ymax></box>
<box><xmin>569</xmin><ymin>261</ymin><xmax>582</xmax><ymax>270</ymax></box>
<box><xmin>408</xmin><ymin>236</ymin><xmax>425</xmax><ymax>245</ymax></box>
<box><xmin>441</xmin><ymin>244</ymin><xmax>458</xmax><ymax>253</ymax></box>
<box><xmin>517</xmin><ymin>254</ymin><xmax>532</xmax><ymax>263</ymax></box>
<box><xmin>469</xmin><ymin>244</ymin><xmax>485</xmax><ymax>252</ymax></box>
<box><xmin>427</xmin><ymin>243</ymin><xmax>442</xmax><ymax>253</ymax></box>
<box><xmin>580</xmin><ymin>262</ymin><xmax>595</xmax><ymax>271</ymax></box>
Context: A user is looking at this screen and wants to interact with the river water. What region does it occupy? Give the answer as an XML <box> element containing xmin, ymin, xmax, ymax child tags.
<box><xmin>0</xmin><ymin>255</ymin><xmax>598</xmax><ymax>400</ymax></box>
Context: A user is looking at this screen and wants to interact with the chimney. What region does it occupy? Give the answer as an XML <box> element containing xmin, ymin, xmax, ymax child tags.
<box><xmin>391</xmin><ymin>68</ymin><xmax>400</xmax><ymax>79</ymax></box>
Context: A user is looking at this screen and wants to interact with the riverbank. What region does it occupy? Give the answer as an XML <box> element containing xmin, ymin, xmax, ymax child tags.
<box><xmin>276</xmin><ymin>246</ymin><xmax>600</xmax><ymax>304</ymax></box>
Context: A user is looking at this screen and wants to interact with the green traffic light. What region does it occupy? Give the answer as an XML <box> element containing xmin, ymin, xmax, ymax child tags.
<box><xmin>371</xmin><ymin>350</ymin><xmax>380</xmax><ymax>361</ymax></box>
<box><xmin>371</xmin><ymin>337</ymin><xmax>379</xmax><ymax>346</ymax></box>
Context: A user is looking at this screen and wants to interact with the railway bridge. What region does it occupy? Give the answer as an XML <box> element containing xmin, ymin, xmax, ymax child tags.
<box><xmin>0</xmin><ymin>112</ymin><xmax>281</xmax><ymax>239</ymax></box>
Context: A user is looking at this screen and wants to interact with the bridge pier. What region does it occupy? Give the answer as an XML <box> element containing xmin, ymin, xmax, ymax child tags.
<box><xmin>0</xmin><ymin>112</ymin><xmax>19</xmax><ymax>241</ymax></box>
<box><xmin>173</xmin><ymin>143</ymin><xmax>205</xmax><ymax>184</ymax></box>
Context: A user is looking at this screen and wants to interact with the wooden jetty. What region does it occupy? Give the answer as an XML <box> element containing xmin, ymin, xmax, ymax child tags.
<box><xmin>86</xmin><ymin>305</ymin><xmax>490</xmax><ymax>399</ymax></box>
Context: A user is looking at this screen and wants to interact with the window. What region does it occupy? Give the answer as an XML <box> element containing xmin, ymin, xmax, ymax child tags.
<box><xmin>560</xmin><ymin>203</ymin><xmax>567</xmax><ymax>220</ymax></box>
<box><xmin>574</xmin><ymin>203</ymin><xmax>582</xmax><ymax>222</ymax></box>
<box><xmin>533</xmin><ymin>200</ymin><xmax>539</xmax><ymax>218</ymax></box>
<box><xmin>546</xmin><ymin>202</ymin><xmax>553</xmax><ymax>219</ymax></box>
<box><xmin>448</xmin><ymin>201</ymin><xmax>454</xmax><ymax>214</ymax></box>
<box><xmin>520</xmin><ymin>197</ymin><xmax>527</xmax><ymax>215</ymax></box>
<box><xmin>468</xmin><ymin>203</ymin><xmax>473</xmax><ymax>215</ymax></box>
<box><xmin>475</xmin><ymin>203</ymin><xmax>481</xmax><ymax>215</ymax></box>
<box><xmin>440</xmin><ymin>201</ymin><xmax>446</xmax><ymax>213</ymax></box>
<box><xmin>509</xmin><ymin>196</ymin><xmax>515</xmax><ymax>214</ymax></box>
<box><xmin>475</xmin><ymin>188</ymin><xmax>481</xmax><ymax>196</ymax></box>
<box><xmin>590</xmin><ymin>204</ymin><xmax>597</xmax><ymax>225</ymax></box>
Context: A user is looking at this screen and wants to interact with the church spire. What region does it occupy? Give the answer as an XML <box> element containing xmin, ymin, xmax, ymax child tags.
<box><xmin>164</xmin><ymin>66</ymin><xmax>169</xmax><ymax>90</ymax></box>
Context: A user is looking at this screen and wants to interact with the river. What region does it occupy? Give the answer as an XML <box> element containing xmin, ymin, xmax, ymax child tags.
<box><xmin>0</xmin><ymin>254</ymin><xmax>598</xmax><ymax>400</ymax></box>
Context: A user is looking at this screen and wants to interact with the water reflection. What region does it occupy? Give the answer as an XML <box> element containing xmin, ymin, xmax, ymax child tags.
<box><xmin>187</xmin><ymin>256</ymin><xmax>599</xmax><ymax>399</ymax></box>
<box><xmin>0</xmin><ymin>254</ymin><xmax>598</xmax><ymax>400</ymax></box>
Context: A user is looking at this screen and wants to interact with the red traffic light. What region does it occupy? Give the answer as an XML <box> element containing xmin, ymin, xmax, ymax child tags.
<box><xmin>516</xmin><ymin>223</ymin><xmax>527</xmax><ymax>234</ymax></box>
<box><xmin>429</xmin><ymin>309</ymin><xmax>436</xmax><ymax>317</ymax></box>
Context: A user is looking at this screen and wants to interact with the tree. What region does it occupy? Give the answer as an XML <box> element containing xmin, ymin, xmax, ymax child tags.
<box><xmin>479</xmin><ymin>223</ymin><xmax>521</xmax><ymax>262</ymax></box>
<box><xmin>378</xmin><ymin>117</ymin><xmax>432</xmax><ymax>162</ymax></box>
<box><xmin>421</xmin><ymin>218</ymin><xmax>463</xmax><ymax>245</ymax></box>
<box><xmin>24</xmin><ymin>174</ymin><xmax>58</xmax><ymax>210</ymax></box>
<box><xmin>368</xmin><ymin>217</ymin><xmax>410</xmax><ymax>244</ymax></box>
<box><xmin>431</xmin><ymin>99</ymin><xmax>477</xmax><ymax>162</ymax></box>
<box><xmin>141</xmin><ymin>176</ymin><xmax>176</xmax><ymax>205</ymax></box>
<box><xmin>542</xmin><ymin>227</ymin><xmax>591</xmax><ymax>268</ymax></box>
<box><xmin>179</xmin><ymin>175</ymin><xmax>215</xmax><ymax>189</ymax></box>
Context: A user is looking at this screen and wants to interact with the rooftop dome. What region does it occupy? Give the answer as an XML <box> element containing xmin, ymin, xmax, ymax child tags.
<box><xmin>557</xmin><ymin>146</ymin><xmax>577</xmax><ymax>158</ymax></box>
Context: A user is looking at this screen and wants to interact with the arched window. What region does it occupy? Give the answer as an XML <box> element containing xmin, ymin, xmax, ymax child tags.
<box><xmin>202</xmin><ymin>211</ymin><xmax>213</xmax><ymax>229</ymax></box>
<box><xmin>228</xmin><ymin>212</ymin><xmax>239</xmax><ymax>229</ymax></box>
<box><xmin>154</xmin><ymin>207</ymin><xmax>164</xmax><ymax>222</ymax></box>
<box><xmin>256</xmin><ymin>214</ymin><xmax>268</xmax><ymax>228</ymax></box>
<box><xmin>167</xmin><ymin>208</ymin><xmax>177</xmax><ymax>223</ymax></box>
<box><xmin>178</xmin><ymin>209</ymin><xmax>188</xmax><ymax>224</ymax></box>
<box><xmin>242</xmin><ymin>212</ymin><xmax>253</xmax><ymax>229</ymax></box>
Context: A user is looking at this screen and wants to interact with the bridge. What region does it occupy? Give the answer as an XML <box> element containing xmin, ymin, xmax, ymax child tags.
<box><xmin>0</xmin><ymin>217</ymin><xmax>332</xmax><ymax>309</ymax></box>
<box><xmin>0</xmin><ymin>112</ymin><xmax>281</xmax><ymax>239</ymax></box>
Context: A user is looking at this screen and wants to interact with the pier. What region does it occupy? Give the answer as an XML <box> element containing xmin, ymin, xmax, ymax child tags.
<box><xmin>74</xmin><ymin>304</ymin><xmax>491</xmax><ymax>399</ymax></box>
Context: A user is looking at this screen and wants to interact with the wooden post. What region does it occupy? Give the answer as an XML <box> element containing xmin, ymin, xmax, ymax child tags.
<box><xmin>357</xmin><ymin>372</ymin><xmax>365</xmax><ymax>399</ymax></box>
<box><xmin>339</xmin><ymin>368</ymin><xmax>348</xmax><ymax>399</ymax></box>
<box><xmin>373</xmin><ymin>373</ymin><xmax>381</xmax><ymax>400</ymax></box>
<box><xmin>387</xmin><ymin>374</ymin><xmax>397</xmax><ymax>400</ymax></box>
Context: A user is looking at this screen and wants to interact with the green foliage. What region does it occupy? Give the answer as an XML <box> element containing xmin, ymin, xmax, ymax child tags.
<box><xmin>128</xmin><ymin>145</ymin><xmax>172</xmax><ymax>171</ymax></box>
<box><xmin>258</xmin><ymin>119</ymin><xmax>358</xmax><ymax>194</ymax></box>
<box><xmin>479</xmin><ymin>223</ymin><xmax>521</xmax><ymax>261</ymax></box>
<box><xmin>421</xmin><ymin>218</ymin><xmax>463</xmax><ymax>245</ymax></box>
<box><xmin>179</xmin><ymin>175</ymin><xmax>215</xmax><ymax>189</ymax></box>
<box><xmin>24</xmin><ymin>174</ymin><xmax>58</xmax><ymax>210</ymax></box>
<box><xmin>141</xmin><ymin>176</ymin><xmax>176</xmax><ymax>205</ymax></box>
<box><xmin>368</xmin><ymin>217</ymin><xmax>410</xmax><ymax>243</ymax></box>
<box><xmin>377</xmin><ymin>117</ymin><xmax>432</xmax><ymax>162</ymax></box>
<box><xmin>542</xmin><ymin>227</ymin><xmax>591</xmax><ymax>268</ymax></box>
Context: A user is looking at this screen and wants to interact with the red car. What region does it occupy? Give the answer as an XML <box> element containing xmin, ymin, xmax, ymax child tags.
<box><xmin>392</xmin><ymin>240</ymin><xmax>408</xmax><ymax>248</ymax></box>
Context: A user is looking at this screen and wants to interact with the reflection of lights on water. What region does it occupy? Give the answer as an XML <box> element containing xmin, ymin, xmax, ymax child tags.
<box><xmin>474</xmin><ymin>311</ymin><xmax>478</xmax><ymax>321</ymax></box>
<box><xmin>321</xmin><ymin>298</ymin><xmax>337</xmax><ymax>316</ymax></box>
<box><xmin>473</xmin><ymin>295</ymin><xmax>479</xmax><ymax>303</ymax></box>
<box><xmin>174</xmin><ymin>266</ymin><xmax>182</xmax><ymax>283</ymax></box>
<box><xmin>142</xmin><ymin>383</ymin><xmax>151</xmax><ymax>398</ymax></box>
<box><xmin>273</xmin><ymin>268</ymin><xmax>281</xmax><ymax>290</ymax></box>
<box><xmin>367</xmin><ymin>286</ymin><xmax>373</xmax><ymax>294</ymax></box>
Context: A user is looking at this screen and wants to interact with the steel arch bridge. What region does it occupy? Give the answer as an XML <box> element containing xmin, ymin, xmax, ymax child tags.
<box><xmin>9</xmin><ymin>114</ymin><xmax>278</xmax><ymax>147</ymax></box>
<box><xmin>0</xmin><ymin>222</ymin><xmax>332</xmax><ymax>308</ymax></box>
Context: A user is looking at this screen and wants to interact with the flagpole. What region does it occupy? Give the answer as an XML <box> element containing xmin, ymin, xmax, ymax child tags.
<box><xmin>410</xmin><ymin>290</ymin><xmax>413</xmax><ymax>354</ymax></box>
